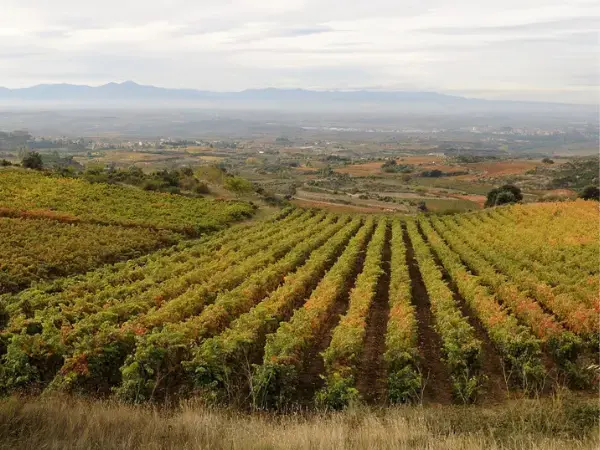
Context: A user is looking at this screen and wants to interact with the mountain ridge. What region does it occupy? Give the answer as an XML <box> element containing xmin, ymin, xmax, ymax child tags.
<box><xmin>0</xmin><ymin>80</ymin><xmax>581</xmax><ymax>106</ymax></box>
<box><xmin>1</xmin><ymin>81</ymin><xmax>595</xmax><ymax>116</ymax></box>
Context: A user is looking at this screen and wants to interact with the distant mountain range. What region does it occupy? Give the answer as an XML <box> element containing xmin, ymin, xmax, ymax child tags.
<box><xmin>0</xmin><ymin>81</ymin><xmax>593</xmax><ymax>114</ymax></box>
<box><xmin>0</xmin><ymin>81</ymin><xmax>471</xmax><ymax>102</ymax></box>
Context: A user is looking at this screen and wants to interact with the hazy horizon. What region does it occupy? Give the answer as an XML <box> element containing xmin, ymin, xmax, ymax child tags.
<box><xmin>2</xmin><ymin>0</ymin><xmax>598</xmax><ymax>105</ymax></box>
<box><xmin>1</xmin><ymin>81</ymin><xmax>598</xmax><ymax>112</ymax></box>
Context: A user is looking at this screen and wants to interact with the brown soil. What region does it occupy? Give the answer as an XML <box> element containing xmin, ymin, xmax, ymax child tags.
<box><xmin>335</xmin><ymin>162</ymin><xmax>384</xmax><ymax>176</ymax></box>
<box><xmin>429</xmin><ymin>222</ymin><xmax>566</xmax><ymax>389</ymax></box>
<box><xmin>293</xmin><ymin>166</ymin><xmax>319</xmax><ymax>173</ymax></box>
<box><xmin>335</xmin><ymin>156</ymin><xmax>448</xmax><ymax>176</ymax></box>
<box><xmin>416</xmin><ymin>223</ymin><xmax>508</xmax><ymax>403</ymax></box>
<box><xmin>402</xmin><ymin>225</ymin><xmax>454</xmax><ymax>405</ymax></box>
<box><xmin>355</xmin><ymin>222</ymin><xmax>392</xmax><ymax>404</ymax></box>
<box><xmin>396</xmin><ymin>155</ymin><xmax>446</xmax><ymax>165</ymax></box>
<box><xmin>296</xmin><ymin>226</ymin><xmax>374</xmax><ymax>404</ymax></box>
<box><xmin>226</xmin><ymin>224</ymin><xmax>363</xmax><ymax>406</ymax></box>
<box><xmin>472</xmin><ymin>160</ymin><xmax>540</xmax><ymax>177</ymax></box>
<box><xmin>448</xmin><ymin>194</ymin><xmax>487</xmax><ymax>208</ymax></box>
<box><xmin>291</xmin><ymin>198</ymin><xmax>385</xmax><ymax>213</ymax></box>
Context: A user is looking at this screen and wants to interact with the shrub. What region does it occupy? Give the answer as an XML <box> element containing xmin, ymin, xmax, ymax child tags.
<box><xmin>580</xmin><ymin>186</ymin><xmax>599</xmax><ymax>201</ymax></box>
<box><xmin>224</xmin><ymin>176</ymin><xmax>254</xmax><ymax>195</ymax></box>
<box><xmin>193</xmin><ymin>182</ymin><xmax>210</xmax><ymax>195</ymax></box>
<box><xmin>485</xmin><ymin>185</ymin><xmax>522</xmax><ymax>207</ymax></box>
<box><xmin>22</xmin><ymin>152</ymin><xmax>43</xmax><ymax>170</ymax></box>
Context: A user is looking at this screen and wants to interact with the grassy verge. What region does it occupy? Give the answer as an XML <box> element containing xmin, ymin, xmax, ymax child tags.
<box><xmin>0</xmin><ymin>394</ymin><xmax>597</xmax><ymax>450</ymax></box>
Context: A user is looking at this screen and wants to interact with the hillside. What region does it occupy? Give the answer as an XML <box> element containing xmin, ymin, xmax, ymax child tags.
<box><xmin>0</xmin><ymin>169</ymin><xmax>256</xmax><ymax>235</ymax></box>
<box><xmin>0</xmin><ymin>168</ymin><xmax>256</xmax><ymax>292</ymax></box>
<box><xmin>0</xmin><ymin>201</ymin><xmax>597</xmax><ymax>408</ymax></box>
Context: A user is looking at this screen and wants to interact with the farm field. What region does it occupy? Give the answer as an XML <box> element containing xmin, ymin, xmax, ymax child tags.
<box><xmin>1</xmin><ymin>200</ymin><xmax>597</xmax><ymax>409</ymax></box>
<box><xmin>0</xmin><ymin>217</ymin><xmax>180</xmax><ymax>293</ymax></box>
<box><xmin>291</xmin><ymin>198</ymin><xmax>389</xmax><ymax>213</ymax></box>
<box><xmin>75</xmin><ymin>149</ymin><xmax>226</xmax><ymax>170</ymax></box>
<box><xmin>0</xmin><ymin>169</ymin><xmax>256</xmax><ymax>235</ymax></box>
<box><xmin>335</xmin><ymin>157</ymin><xmax>558</xmax><ymax>181</ymax></box>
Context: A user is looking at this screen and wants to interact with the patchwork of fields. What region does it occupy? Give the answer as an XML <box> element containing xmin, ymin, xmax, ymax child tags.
<box><xmin>0</xmin><ymin>200</ymin><xmax>597</xmax><ymax>409</ymax></box>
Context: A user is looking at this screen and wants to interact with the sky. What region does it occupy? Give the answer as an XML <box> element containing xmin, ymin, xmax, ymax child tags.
<box><xmin>1</xmin><ymin>0</ymin><xmax>598</xmax><ymax>104</ymax></box>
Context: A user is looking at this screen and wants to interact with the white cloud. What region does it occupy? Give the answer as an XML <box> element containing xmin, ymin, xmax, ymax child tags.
<box><xmin>0</xmin><ymin>0</ymin><xmax>598</xmax><ymax>103</ymax></box>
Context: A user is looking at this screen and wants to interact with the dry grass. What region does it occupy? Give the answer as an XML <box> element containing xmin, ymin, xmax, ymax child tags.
<box><xmin>336</xmin><ymin>162</ymin><xmax>384</xmax><ymax>176</ymax></box>
<box><xmin>397</xmin><ymin>156</ymin><xmax>446</xmax><ymax>165</ymax></box>
<box><xmin>0</xmin><ymin>395</ymin><xmax>597</xmax><ymax>450</ymax></box>
<box><xmin>471</xmin><ymin>160</ymin><xmax>541</xmax><ymax>177</ymax></box>
<box><xmin>293</xmin><ymin>166</ymin><xmax>319</xmax><ymax>173</ymax></box>
<box><xmin>447</xmin><ymin>194</ymin><xmax>487</xmax><ymax>208</ymax></box>
<box><xmin>291</xmin><ymin>198</ymin><xmax>386</xmax><ymax>213</ymax></box>
<box><xmin>448</xmin><ymin>160</ymin><xmax>543</xmax><ymax>181</ymax></box>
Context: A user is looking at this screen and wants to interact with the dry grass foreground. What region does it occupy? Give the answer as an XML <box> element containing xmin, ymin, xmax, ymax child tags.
<box><xmin>0</xmin><ymin>395</ymin><xmax>598</xmax><ymax>450</ymax></box>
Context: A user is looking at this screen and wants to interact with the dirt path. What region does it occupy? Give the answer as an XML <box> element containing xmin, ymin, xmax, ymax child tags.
<box><xmin>415</xmin><ymin>223</ymin><xmax>507</xmax><ymax>403</ymax></box>
<box><xmin>295</xmin><ymin>227</ymin><xmax>374</xmax><ymax>405</ymax></box>
<box><xmin>356</xmin><ymin>222</ymin><xmax>392</xmax><ymax>404</ymax></box>
<box><xmin>402</xmin><ymin>225</ymin><xmax>454</xmax><ymax>405</ymax></box>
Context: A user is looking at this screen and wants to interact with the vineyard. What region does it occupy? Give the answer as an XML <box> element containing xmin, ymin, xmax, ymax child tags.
<box><xmin>0</xmin><ymin>200</ymin><xmax>598</xmax><ymax>409</ymax></box>
<box><xmin>0</xmin><ymin>169</ymin><xmax>256</xmax><ymax>235</ymax></box>
<box><xmin>0</xmin><ymin>218</ymin><xmax>181</xmax><ymax>293</ymax></box>
<box><xmin>0</xmin><ymin>168</ymin><xmax>257</xmax><ymax>292</ymax></box>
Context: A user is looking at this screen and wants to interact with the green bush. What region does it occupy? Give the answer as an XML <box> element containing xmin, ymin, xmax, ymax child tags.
<box><xmin>21</xmin><ymin>152</ymin><xmax>43</xmax><ymax>170</ymax></box>
<box><xmin>224</xmin><ymin>176</ymin><xmax>254</xmax><ymax>195</ymax></box>
<box><xmin>580</xmin><ymin>185</ymin><xmax>599</xmax><ymax>201</ymax></box>
<box><xmin>485</xmin><ymin>185</ymin><xmax>522</xmax><ymax>207</ymax></box>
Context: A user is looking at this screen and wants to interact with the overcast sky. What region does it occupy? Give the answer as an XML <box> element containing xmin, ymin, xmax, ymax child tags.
<box><xmin>1</xmin><ymin>0</ymin><xmax>598</xmax><ymax>103</ymax></box>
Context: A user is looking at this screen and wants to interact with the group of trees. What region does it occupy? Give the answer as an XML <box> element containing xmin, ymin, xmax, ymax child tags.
<box><xmin>485</xmin><ymin>183</ymin><xmax>598</xmax><ymax>208</ymax></box>
<box><xmin>381</xmin><ymin>160</ymin><xmax>467</xmax><ymax>178</ymax></box>
<box><xmin>382</xmin><ymin>160</ymin><xmax>413</xmax><ymax>174</ymax></box>
<box><xmin>420</xmin><ymin>169</ymin><xmax>469</xmax><ymax>178</ymax></box>
<box><xmin>485</xmin><ymin>185</ymin><xmax>523</xmax><ymax>207</ymax></box>
<box><xmin>9</xmin><ymin>155</ymin><xmax>265</xmax><ymax>198</ymax></box>
<box><xmin>80</xmin><ymin>166</ymin><xmax>210</xmax><ymax>195</ymax></box>
<box><xmin>580</xmin><ymin>186</ymin><xmax>600</xmax><ymax>201</ymax></box>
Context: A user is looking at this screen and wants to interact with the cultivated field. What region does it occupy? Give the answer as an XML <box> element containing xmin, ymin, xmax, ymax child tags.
<box><xmin>0</xmin><ymin>218</ymin><xmax>180</xmax><ymax>293</ymax></box>
<box><xmin>335</xmin><ymin>157</ymin><xmax>561</xmax><ymax>184</ymax></box>
<box><xmin>1</xmin><ymin>201</ymin><xmax>597</xmax><ymax>409</ymax></box>
<box><xmin>0</xmin><ymin>169</ymin><xmax>255</xmax><ymax>235</ymax></box>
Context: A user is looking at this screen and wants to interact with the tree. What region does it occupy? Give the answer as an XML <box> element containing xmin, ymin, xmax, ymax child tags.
<box><xmin>193</xmin><ymin>182</ymin><xmax>210</xmax><ymax>195</ymax></box>
<box><xmin>420</xmin><ymin>169</ymin><xmax>443</xmax><ymax>178</ymax></box>
<box><xmin>500</xmin><ymin>184</ymin><xmax>523</xmax><ymax>202</ymax></box>
<box><xmin>180</xmin><ymin>167</ymin><xmax>194</xmax><ymax>177</ymax></box>
<box><xmin>485</xmin><ymin>184</ymin><xmax>522</xmax><ymax>207</ymax></box>
<box><xmin>495</xmin><ymin>190</ymin><xmax>516</xmax><ymax>205</ymax></box>
<box><xmin>319</xmin><ymin>165</ymin><xmax>334</xmax><ymax>177</ymax></box>
<box><xmin>224</xmin><ymin>176</ymin><xmax>253</xmax><ymax>195</ymax></box>
<box><xmin>382</xmin><ymin>159</ymin><xmax>397</xmax><ymax>172</ymax></box>
<box><xmin>542</xmin><ymin>157</ymin><xmax>554</xmax><ymax>164</ymax></box>
<box><xmin>22</xmin><ymin>152</ymin><xmax>43</xmax><ymax>170</ymax></box>
<box><xmin>580</xmin><ymin>186</ymin><xmax>599</xmax><ymax>201</ymax></box>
